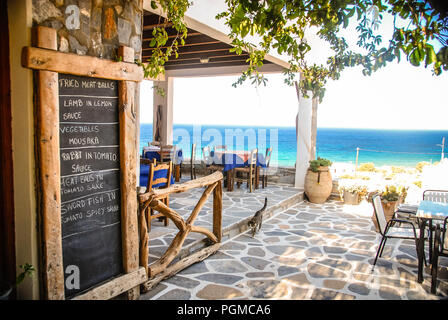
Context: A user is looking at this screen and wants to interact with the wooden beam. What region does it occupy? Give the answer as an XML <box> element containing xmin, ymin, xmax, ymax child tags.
<box><xmin>165</xmin><ymin>60</ymin><xmax>251</xmax><ymax>70</ymax></box>
<box><xmin>165</xmin><ymin>56</ymin><xmax>249</xmax><ymax>66</ymax></box>
<box><xmin>22</xmin><ymin>47</ymin><xmax>145</xmax><ymax>82</ymax></box>
<box><xmin>142</xmin><ymin>42</ymin><xmax>232</xmax><ymax>54</ymax></box>
<box><xmin>143</xmin><ymin>22</ymin><xmax>173</xmax><ymax>31</ymax></box>
<box><xmin>143</xmin><ymin>39</ymin><xmax>222</xmax><ymax>51</ymax></box>
<box><xmin>36</xmin><ymin>26</ymin><xmax>65</xmax><ymax>300</ymax></box>
<box><xmin>213</xmin><ymin>181</ymin><xmax>223</xmax><ymax>242</ymax></box>
<box><xmin>142</xmin><ymin>32</ymin><xmax>201</xmax><ymax>43</ymax></box>
<box><xmin>163</xmin><ymin>53</ymin><xmax>249</xmax><ymax>63</ymax></box>
<box><xmin>118</xmin><ymin>46</ymin><xmax>141</xmax><ymax>300</ymax></box>
<box><xmin>142</xmin><ymin>48</ymin><xmax>235</xmax><ymax>61</ymax></box>
<box><xmin>72</xmin><ymin>267</ymin><xmax>147</xmax><ymax>300</ymax></box>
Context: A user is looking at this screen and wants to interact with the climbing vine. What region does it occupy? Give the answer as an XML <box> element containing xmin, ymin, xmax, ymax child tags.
<box><xmin>144</xmin><ymin>0</ymin><xmax>448</xmax><ymax>102</ymax></box>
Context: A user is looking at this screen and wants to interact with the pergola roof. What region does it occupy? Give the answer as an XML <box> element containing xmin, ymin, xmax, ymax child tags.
<box><xmin>142</xmin><ymin>8</ymin><xmax>290</xmax><ymax>78</ymax></box>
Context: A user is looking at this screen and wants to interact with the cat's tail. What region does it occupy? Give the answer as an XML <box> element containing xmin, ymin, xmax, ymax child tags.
<box><xmin>261</xmin><ymin>197</ymin><xmax>268</xmax><ymax>211</ymax></box>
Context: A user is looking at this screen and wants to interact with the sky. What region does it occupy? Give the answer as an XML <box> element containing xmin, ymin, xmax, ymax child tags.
<box><xmin>139</xmin><ymin>61</ymin><xmax>448</xmax><ymax>130</ymax></box>
<box><xmin>139</xmin><ymin>9</ymin><xmax>448</xmax><ymax>130</ymax></box>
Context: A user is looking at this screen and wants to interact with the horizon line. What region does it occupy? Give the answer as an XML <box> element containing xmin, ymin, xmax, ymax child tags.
<box><xmin>139</xmin><ymin>122</ymin><xmax>448</xmax><ymax>131</ymax></box>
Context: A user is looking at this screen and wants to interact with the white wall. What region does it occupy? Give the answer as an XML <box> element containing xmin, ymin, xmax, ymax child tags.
<box><xmin>8</xmin><ymin>0</ymin><xmax>40</xmax><ymax>299</ymax></box>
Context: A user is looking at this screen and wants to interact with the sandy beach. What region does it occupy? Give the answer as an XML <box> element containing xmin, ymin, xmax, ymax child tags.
<box><xmin>330</xmin><ymin>159</ymin><xmax>448</xmax><ymax>204</ymax></box>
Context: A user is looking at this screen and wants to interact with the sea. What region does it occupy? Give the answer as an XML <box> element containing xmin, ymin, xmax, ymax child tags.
<box><xmin>140</xmin><ymin>124</ymin><xmax>448</xmax><ymax>168</ymax></box>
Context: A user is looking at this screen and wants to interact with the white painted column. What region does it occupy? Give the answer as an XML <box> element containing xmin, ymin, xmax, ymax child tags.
<box><xmin>294</xmin><ymin>80</ymin><xmax>313</xmax><ymax>189</ymax></box>
<box><xmin>153</xmin><ymin>77</ymin><xmax>174</xmax><ymax>145</ymax></box>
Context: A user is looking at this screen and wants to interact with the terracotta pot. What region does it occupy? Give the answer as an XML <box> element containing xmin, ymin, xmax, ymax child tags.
<box><xmin>304</xmin><ymin>166</ymin><xmax>332</xmax><ymax>204</ymax></box>
<box><xmin>372</xmin><ymin>200</ymin><xmax>399</xmax><ymax>232</ymax></box>
<box><xmin>343</xmin><ymin>190</ymin><xmax>360</xmax><ymax>205</ymax></box>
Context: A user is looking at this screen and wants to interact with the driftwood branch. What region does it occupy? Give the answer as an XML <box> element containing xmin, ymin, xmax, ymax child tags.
<box><xmin>139</xmin><ymin>171</ymin><xmax>223</xmax><ymax>202</ymax></box>
<box><xmin>142</xmin><ymin>243</ymin><xmax>221</xmax><ymax>292</ymax></box>
<box><xmin>138</xmin><ymin>172</ymin><xmax>223</xmax><ymax>280</ymax></box>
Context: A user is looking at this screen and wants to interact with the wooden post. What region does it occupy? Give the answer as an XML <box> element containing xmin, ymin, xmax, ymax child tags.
<box><xmin>118</xmin><ymin>46</ymin><xmax>140</xmax><ymax>300</ymax></box>
<box><xmin>213</xmin><ymin>180</ymin><xmax>223</xmax><ymax>242</ymax></box>
<box><xmin>36</xmin><ymin>26</ymin><xmax>65</xmax><ymax>300</ymax></box>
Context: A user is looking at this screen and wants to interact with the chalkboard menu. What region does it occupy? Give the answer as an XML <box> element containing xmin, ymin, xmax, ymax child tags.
<box><xmin>58</xmin><ymin>73</ymin><xmax>122</xmax><ymax>298</ymax></box>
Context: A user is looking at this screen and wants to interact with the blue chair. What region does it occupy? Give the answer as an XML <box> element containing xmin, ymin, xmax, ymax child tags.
<box><xmin>144</xmin><ymin>160</ymin><xmax>173</xmax><ymax>230</ymax></box>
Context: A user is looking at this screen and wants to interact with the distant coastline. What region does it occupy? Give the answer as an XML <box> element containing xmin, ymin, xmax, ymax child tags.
<box><xmin>140</xmin><ymin>123</ymin><xmax>447</xmax><ymax>168</ymax></box>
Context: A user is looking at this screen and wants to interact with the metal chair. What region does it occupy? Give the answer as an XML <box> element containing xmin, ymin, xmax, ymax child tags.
<box><xmin>234</xmin><ymin>148</ymin><xmax>258</xmax><ymax>193</ymax></box>
<box><xmin>396</xmin><ymin>190</ymin><xmax>448</xmax><ymax>262</ymax></box>
<box><xmin>431</xmin><ymin>216</ymin><xmax>448</xmax><ymax>294</ymax></box>
<box><xmin>259</xmin><ymin>147</ymin><xmax>272</xmax><ymax>188</ymax></box>
<box><xmin>371</xmin><ymin>193</ymin><xmax>427</xmax><ymax>270</ymax></box>
<box><xmin>191</xmin><ymin>143</ymin><xmax>197</xmax><ymax>180</ymax></box>
<box><xmin>145</xmin><ymin>161</ymin><xmax>173</xmax><ymax>231</ymax></box>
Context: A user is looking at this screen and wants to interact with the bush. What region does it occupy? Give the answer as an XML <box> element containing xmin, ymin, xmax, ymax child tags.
<box><xmin>358</xmin><ymin>162</ymin><xmax>376</xmax><ymax>172</ymax></box>
<box><xmin>381</xmin><ymin>185</ymin><xmax>408</xmax><ymax>203</ymax></box>
<box><xmin>339</xmin><ymin>174</ymin><xmax>370</xmax><ymax>180</ymax></box>
<box><xmin>392</xmin><ymin>166</ymin><xmax>406</xmax><ymax>174</ymax></box>
<box><xmin>309</xmin><ymin>157</ymin><xmax>332</xmax><ymax>172</ymax></box>
<box><xmin>416</xmin><ymin>161</ymin><xmax>430</xmax><ymax>172</ymax></box>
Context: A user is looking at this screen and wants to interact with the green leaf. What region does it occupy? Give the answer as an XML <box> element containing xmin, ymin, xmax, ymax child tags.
<box><xmin>409</xmin><ymin>49</ymin><xmax>421</xmax><ymax>66</ymax></box>
<box><xmin>425</xmin><ymin>45</ymin><xmax>437</xmax><ymax>66</ymax></box>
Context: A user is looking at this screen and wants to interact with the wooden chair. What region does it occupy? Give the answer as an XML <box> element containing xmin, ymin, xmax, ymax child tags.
<box><xmin>234</xmin><ymin>148</ymin><xmax>258</xmax><ymax>193</ymax></box>
<box><xmin>160</xmin><ymin>144</ymin><xmax>176</xmax><ymax>163</ymax></box>
<box><xmin>259</xmin><ymin>147</ymin><xmax>272</xmax><ymax>188</ymax></box>
<box><xmin>191</xmin><ymin>143</ymin><xmax>197</xmax><ymax>180</ymax></box>
<box><xmin>145</xmin><ymin>161</ymin><xmax>173</xmax><ymax>231</ymax></box>
<box><xmin>213</xmin><ymin>145</ymin><xmax>227</xmax><ymax>152</ymax></box>
<box><xmin>161</xmin><ymin>145</ymin><xmax>181</xmax><ymax>181</ymax></box>
<box><xmin>202</xmin><ymin>146</ymin><xmax>223</xmax><ymax>174</ymax></box>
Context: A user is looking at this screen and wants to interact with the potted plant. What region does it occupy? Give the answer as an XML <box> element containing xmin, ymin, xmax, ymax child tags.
<box><xmin>338</xmin><ymin>184</ymin><xmax>368</xmax><ymax>205</ymax></box>
<box><xmin>304</xmin><ymin>157</ymin><xmax>333</xmax><ymax>204</ymax></box>
<box><xmin>371</xmin><ymin>185</ymin><xmax>408</xmax><ymax>232</ymax></box>
<box><xmin>0</xmin><ymin>263</ymin><xmax>35</xmax><ymax>300</ymax></box>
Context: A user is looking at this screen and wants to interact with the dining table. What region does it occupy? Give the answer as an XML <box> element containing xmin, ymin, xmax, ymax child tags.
<box><xmin>415</xmin><ymin>200</ymin><xmax>448</xmax><ymax>284</ymax></box>
<box><xmin>142</xmin><ymin>145</ymin><xmax>184</xmax><ymax>182</ymax></box>
<box><xmin>210</xmin><ymin>150</ymin><xmax>267</xmax><ymax>191</ymax></box>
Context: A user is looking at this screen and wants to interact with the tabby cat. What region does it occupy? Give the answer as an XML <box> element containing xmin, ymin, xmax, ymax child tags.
<box><xmin>248</xmin><ymin>197</ymin><xmax>267</xmax><ymax>237</ymax></box>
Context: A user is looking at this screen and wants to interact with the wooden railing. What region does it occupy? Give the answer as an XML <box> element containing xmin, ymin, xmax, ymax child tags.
<box><xmin>137</xmin><ymin>171</ymin><xmax>223</xmax><ymax>291</ymax></box>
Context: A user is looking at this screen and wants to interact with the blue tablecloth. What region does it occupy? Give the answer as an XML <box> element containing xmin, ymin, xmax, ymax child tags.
<box><xmin>143</xmin><ymin>149</ymin><xmax>183</xmax><ymax>165</ymax></box>
<box><xmin>416</xmin><ymin>200</ymin><xmax>448</xmax><ymax>220</ymax></box>
<box><xmin>140</xmin><ymin>163</ymin><xmax>175</xmax><ymax>189</ymax></box>
<box><xmin>210</xmin><ymin>151</ymin><xmax>267</xmax><ymax>172</ymax></box>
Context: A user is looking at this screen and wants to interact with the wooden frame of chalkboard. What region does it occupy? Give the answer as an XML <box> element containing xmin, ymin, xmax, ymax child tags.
<box><xmin>22</xmin><ymin>26</ymin><xmax>147</xmax><ymax>300</ymax></box>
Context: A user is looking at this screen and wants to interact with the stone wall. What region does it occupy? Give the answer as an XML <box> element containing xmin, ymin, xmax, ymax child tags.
<box><xmin>32</xmin><ymin>0</ymin><xmax>143</xmax><ymax>60</ymax></box>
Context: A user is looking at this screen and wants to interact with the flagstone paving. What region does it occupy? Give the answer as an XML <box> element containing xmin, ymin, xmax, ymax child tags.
<box><xmin>146</xmin><ymin>182</ymin><xmax>301</xmax><ymax>264</ymax></box>
<box><xmin>141</xmin><ymin>198</ymin><xmax>448</xmax><ymax>300</ymax></box>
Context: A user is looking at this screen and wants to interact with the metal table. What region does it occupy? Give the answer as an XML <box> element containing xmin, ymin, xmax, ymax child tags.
<box><xmin>416</xmin><ymin>200</ymin><xmax>448</xmax><ymax>283</ymax></box>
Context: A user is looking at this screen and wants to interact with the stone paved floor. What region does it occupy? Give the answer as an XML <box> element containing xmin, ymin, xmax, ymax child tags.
<box><xmin>146</xmin><ymin>181</ymin><xmax>300</xmax><ymax>264</ymax></box>
<box><xmin>141</xmin><ymin>199</ymin><xmax>448</xmax><ymax>300</ymax></box>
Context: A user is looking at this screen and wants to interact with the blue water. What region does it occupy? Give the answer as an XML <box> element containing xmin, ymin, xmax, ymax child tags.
<box><xmin>140</xmin><ymin>124</ymin><xmax>448</xmax><ymax>167</ymax></box>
